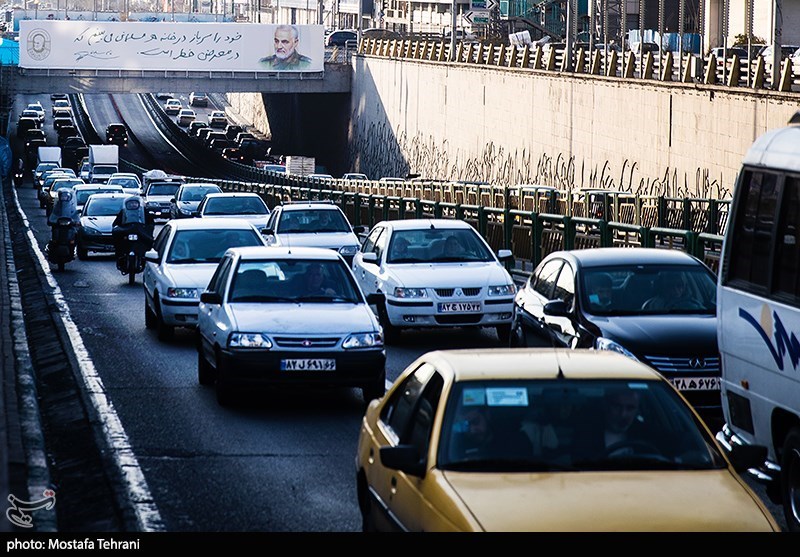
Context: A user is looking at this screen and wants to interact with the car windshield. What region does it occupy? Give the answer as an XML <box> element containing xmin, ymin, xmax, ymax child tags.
<box><xmin>228</xmin><ymin>259</ymin><xmax>361</xmax><ymax>304</ymax></box>
<box><xmin>203</xmin><ymin>197</ymin><xmax>268</xmax><ymax>216</ymax></box>
<box><xmin>580</xmin><ymin>265</ymin><xmax>717</xmax><ymax>316</ymax></box>
<box><xmin>167</xmin><ymin>228</ymin><xmax>262</xmax><ymax>264</ymax></box>
<box><xmin>148</xmin><ymin>184</ymin><xmax>181</xmax><ymax>196</ymax></box>
<box><xmin>437</xmin><ymin>379</ymin><xmax>726</xmax><ymax>473</ymax></box>
<box><xmin>84</xmin><ymin>197</ymin><xmax>125</xmax><ymax>216</ymax></box>
<box><xmin>386</xmin><ymin>228</ymin><xmax>494</xmax><ymax>263</ymax></box>
<box><xmin>53</xmin><ymin>180</ymin><xmax>81</xmax><ymax>191</ymax></box>
<box><xmin>93</xmin><ymin>167</ymin><xmax>116</xmax><ymax>176</ymax></box>
<box><xmin>277</xmin><ymin>209</ymin><xmax>350</xmax><ymax>233</ymax></box>
<box><xmin>75</xmin><ymin>189</ymin><xmax>102</xmax><ymax>206</ymax></box>
<box><xmin>36</xmin><ymin>163</ymin><xmax>58</xmax><ymax>173</ymax></box>
<box><xmin>178</xmin><ymin>185</ymin><xmax>221</xmax><ymax>202</ymax></box>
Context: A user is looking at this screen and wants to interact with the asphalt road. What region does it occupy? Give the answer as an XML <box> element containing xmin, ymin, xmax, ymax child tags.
<box><xmin>9</xmin><ymin>91</ymin><xmax>789</xmax><ymax>532</ymax></box>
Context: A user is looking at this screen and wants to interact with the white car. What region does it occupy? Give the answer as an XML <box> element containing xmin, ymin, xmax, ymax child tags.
<box><xmin>196</xmin><ymin>246</ymin><xmax>386</xmax><ymax>406</ymax></box>
<box><xmin>51</xmin><ymin>98</ymin><xmax>72</xmax><ymax>117</ymax></box>
<box><xmin>164</xmin><ymin>99</ymin><xmax>182</xmax><ymax>115</ymax></box>
<box><xmin>207</xmin><ymin>110</ymin><xmax>228</xmax><ymax>129</ymax></box>
<box><xmin>262</xmin><ymin>202</ymin><xmax>365</xmax><ymax>266</ymax></box>
<box><xmin>106</xmin><ymin>172</ymin><xmax>143</xmax><ymax>195</ymax></box>
<box><xmin>72</xmin><ymin>183</ymin><xmax>124</xmax><ymax>213</ymax></box>
<box><xmin>351</xmin><ymin>219</ymin><xmax>516</xmax><ymax>343</ymax></box>
<box><xmin>177</xmin><ymin>108</ymin><xmax>196</xmax><ymax>127</ymax></box>
<box><xmin>26</xmin><ymin>102</ymin><xmax>45</xmax><ymax>123</ymax></box>
<box><xmin>342</xmin><ymin>173</ymin><xmax>368</xmax><ymax>181</ymax></box>
<box><xmin>143</xmin><ymin>218</ymin><xmax>268</xmax><ymax>340</ymax></box>
<box><xmin>196</xmin><ymin>192</ymin><xmax>271</xmax><ymax>229</ymax></box>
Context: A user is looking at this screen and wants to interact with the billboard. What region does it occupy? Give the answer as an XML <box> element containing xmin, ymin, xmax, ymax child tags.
<box><xmin>19</xmin><ymin>20</ymin><xmax>324</xmax><ymax>72</ymax></box>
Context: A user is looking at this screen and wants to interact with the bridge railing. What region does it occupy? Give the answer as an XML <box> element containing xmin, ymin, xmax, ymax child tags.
<box><xmin>358</xmin><ymin>38</ymin><xmax>800</xmax><ymax>93</ymax></box>
<box><xmin>194</xmin><ymin>176</ymin><xmax>726</xmax><ymax>278</ymax></box>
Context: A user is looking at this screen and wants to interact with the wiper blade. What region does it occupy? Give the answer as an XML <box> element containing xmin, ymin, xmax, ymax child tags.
<box><xmin>443</xmin><ymin>459</ymin><xmax>578</xmax><ymax>472</ymax></box>
<box><xmin>295</xmin><ymin>295</ymin><xmax>338</xmax><ymax>302</ymax></box>
<box><xmin>389</xmin><ymin>257</ymin><xmax>428</xmax><ymax>263</ymax></box>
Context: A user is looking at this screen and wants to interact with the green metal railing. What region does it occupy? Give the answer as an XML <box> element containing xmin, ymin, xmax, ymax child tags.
<box><xmin>199</xmin><ymin>177</ymin><xmax>727</xmax><ymax>281</ymax></box>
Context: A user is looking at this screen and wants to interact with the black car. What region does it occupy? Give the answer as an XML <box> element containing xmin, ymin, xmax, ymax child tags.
<box><xmin>106</xmin><ymin>123</ymin><xmax>128</xmax><ymax>146</ymax></box>
<box><xmin>510</xmin><ymin>247</ymin><xmax>722</xmax><ymax>428</ymax></box>
<box><xmin>326</xmin><ymin>30</ymin><xmax>357</xmax><ymax>47</ymax></box>
<box><xmin>188</xmin><ymin>121</ymin><xmax>208</xmax><ymax>137</ymax></box>
<box><xmin>224</xmin><ymin>124</ymin><xmax>244</xmax><ymax>141</ymax></box>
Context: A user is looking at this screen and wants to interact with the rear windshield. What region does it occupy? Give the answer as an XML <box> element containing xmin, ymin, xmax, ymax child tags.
<box><xmin>84</xmin><ymin>196</ymin><xmax>125</xmax><ymax>217</ymax></box>
<box><xmin>147</xmin><ymin>183</ymin><xmax>181</xmax><ymax>196</ymax></box>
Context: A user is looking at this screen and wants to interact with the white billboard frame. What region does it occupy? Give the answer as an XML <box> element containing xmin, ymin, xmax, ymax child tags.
<box><xmin>19</xmin><ymin>20</ymin><xmax>325</xmax><ymax>73</ymax></box>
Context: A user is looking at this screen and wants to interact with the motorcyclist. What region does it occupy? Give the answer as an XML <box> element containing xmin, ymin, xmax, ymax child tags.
<box><xmin>112</xmin><ymin>195</ymin><xmax>154</xmax><ymax>265</ymax></box>
<box><xmin>47</xmin><ymin>189</ymin><xmax>80</xmax><ymax>265</ymax></box>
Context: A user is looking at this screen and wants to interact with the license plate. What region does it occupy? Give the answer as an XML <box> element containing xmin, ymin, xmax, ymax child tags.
<box><xmin>280</xmin><ymin>359</ymin><xmax>336</xmax><ymax>371</ymax></box>
<box><xmin>669</xmin><ymin>377</ymin><xmax>720</xmax><ymax>391</ymax></box>
<box><xmin>127</xmin><ymin>234</ymin><xmax>138</xmax><ymax>241</ymax></box>
<box><xmin>438</xmin><ymin>302</ymin><xmax>482</xmax><ymax>313</ymax></box>
<box><xmin>154</xmin><ymin>211</ymin><xmax>162</xmax><ymax>216</ymax></box>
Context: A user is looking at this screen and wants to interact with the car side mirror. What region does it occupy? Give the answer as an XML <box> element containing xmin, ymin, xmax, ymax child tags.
<box><xmin>144</xmin><ymin>249</ymin><xmax>160</xmax><ymax>263</ymax></box>
<box><xmin>362</xmin><ymin>252</ymin><xmax>378</xmax><ymax>265</ymax></box>
<box><xmin>543</xmin><ymin>299</ymin><xmax>571</xmax><ymax>317</ymax></box>
<box><xmin>353</xmin><ymin>225</ymin><xmax>368</xmax><ymax>235</ymax></box>
<box><xmin>728</xmin><ymin>443</ymin><xmax>768</xmax><ymax>474</ymax></box>
<box><xmin>497</xmin><ymin>249</ymin><xmax>514</xmax><ymax>262</ymax></box>
<box><xmin>170</xmin><ymin>198</ymin><xmax>176</xmax><ymax>203</ymax></box>
<box><xmin>366</xmin><ymin>292</ymin><xmax>385</xmax><ymax>306</ymax></box>
<box><xmin>199</xmin><ymin>291</ymin><xmax>222</xmax><ymax>305</ymax></box>
<box><xmin>379</xmin><ymin>445</ymin><xmax>425</xmax><ymax>477</ymax></box>
<box><xmin>260</xmin><ymin>227</ymin><xmax>274</xmax><ymax>236</ymax></box>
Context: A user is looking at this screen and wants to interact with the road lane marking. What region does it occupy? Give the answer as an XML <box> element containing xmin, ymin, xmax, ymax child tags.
<box><xmin>11</xmin><ymin>187</ymin><xmax>164</xmax><ymax>532</ymax></box>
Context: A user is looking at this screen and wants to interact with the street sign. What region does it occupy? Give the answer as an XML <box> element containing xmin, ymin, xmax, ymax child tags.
<box><xmin>463</xmin><ymin>11</ymin><xmax>490</xmax><ymax>25</ymax></box>
<box><xmin>470</xmin><ymin>0</ymin><xmax>498</xmax><ymax>10</ymax></box>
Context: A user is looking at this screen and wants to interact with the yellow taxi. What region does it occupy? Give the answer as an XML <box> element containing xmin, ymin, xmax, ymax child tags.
<box><xmin>355</xmin><ymin>349</ymin><xmax>780</xmax><ymax>532</ymax></box>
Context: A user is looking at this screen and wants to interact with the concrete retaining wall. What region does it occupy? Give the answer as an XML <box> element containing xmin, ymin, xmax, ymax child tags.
<box><xmin>348</xmin><ymin>56</ymin><xmax>800</xmax><ymax>198</ymax></box>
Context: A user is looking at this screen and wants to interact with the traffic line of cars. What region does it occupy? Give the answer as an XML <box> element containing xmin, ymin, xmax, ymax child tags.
<box><xmin>31</xmin><ymin>149</ymin><xmax>776</xmax><ymax>529</ymax></box>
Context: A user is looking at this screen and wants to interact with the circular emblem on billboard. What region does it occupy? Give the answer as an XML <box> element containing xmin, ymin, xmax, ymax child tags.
<box><xmin>27</xmin><ymin>28</ymin><xmax>51</xmax><ymax>61</ymax></box>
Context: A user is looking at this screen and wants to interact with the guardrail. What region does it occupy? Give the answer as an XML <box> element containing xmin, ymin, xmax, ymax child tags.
<box><xmin>187</xmin><ymin>177</ymin><xmax>726</xmax><ymax>279</ymax></box>
<box><xmin>357</xmin><ymin>38</ymin><xmax>800</xmax><ymax>93</ymax></box>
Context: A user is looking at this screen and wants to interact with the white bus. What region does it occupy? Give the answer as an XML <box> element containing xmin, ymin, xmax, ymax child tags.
<box><xmin>716</xmin><ymin>112</ymin><xmax>800</xmax><ymax>532</ymax></box>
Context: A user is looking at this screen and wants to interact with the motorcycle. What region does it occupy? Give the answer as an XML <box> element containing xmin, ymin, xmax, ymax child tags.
<box><xmin>46</xmin><ymin>190</ymin><xmax>79</xmax><ymax>272</ymax></box>
<box><xmin>115</xmin><ymin>228</ymin><xmax>151</xmax><ymax>285</ymax></box>
<box><xmin>13</xmin><ymin>169</ymin><xmax>24</xmax><ymax>187</ymax></box>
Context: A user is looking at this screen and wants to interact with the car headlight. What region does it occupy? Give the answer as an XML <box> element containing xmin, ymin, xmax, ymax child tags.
<box><xmin>179</xmin><ymin>207</ymin><xmax>193</xmax><ymax>215</ymax></box>
<box><xmin>81</xmin><ymin>225</ymin><xmax>101</xmax><ymax>235</ymax></box>
<box><xmin>394</xmin><ymin>287</ymin><xmax>427</xmax><ymax>298</ymax></box>
<box><xmin>229</xmin><ymin>332</ymin><xmax>273</xmax><ymax>349</ymax></box>
<box><xmin>343</xmin><ymin>332</ymin><xmax>383</xmax><ymax>349</ymax></box>
<box><xmin>488</xmin><ymin>284</ymin><xmax>517</xmax><ymax>296</ymax></box>
<box><xmin>145</xmin><ymin>201</ymin><xmax>157</xmax><ymax>208</ymax></box>
<box><xmin>594</xmin><ymin>337</ymin><xmax>639</xmax><ymax>361</ymax></box>
<box><xmin>166</xmin><ymin>287</ymin><xmax>199</xmax><ymax>299</ymax></box>
<box><xmin>339</xmin><ymin>245</ymin><xmax>359</xmax><ymax>256</ymax></box>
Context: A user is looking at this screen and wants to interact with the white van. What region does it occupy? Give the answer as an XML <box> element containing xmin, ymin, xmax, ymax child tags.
<box><xmin>716</xmin><ymin>111</ymin><xmax>800</xmax><ymax>532</ymax></box>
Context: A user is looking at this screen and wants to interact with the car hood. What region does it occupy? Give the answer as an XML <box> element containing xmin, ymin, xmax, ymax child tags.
<box><xmin>228</xmin><ymin>303</ymin><xmax>379</xmax><ymax>334</ymax></box>
<box><xmin>273</xmin><ymin>232</ymin><xmax>359</xmax><ymax>249</ymax></box>
<box><xmin>388</xmin><ymin>262</ymin><xmax>510</xmax><ymax>287</ymax></box>
<box><xmin>177</xmin><ymin>200</ymin><xmax>201</xmax><ymax>211</ymax></box>
<box><xmin>163</xmin><ymin>264</ymin><xmax>219</xmax><ymax>290</ymax></box>
<box><xmin>588</xmin><ymin>314</ymin><xmax>717</xmax><ymax>355</ymax></box>
<box><xmin>443</xmin><ymin>470</ymin><xmax>776</xmax><ymax>531</ymax></box>
<box><xmin>203</xmin><ymin>214</ymin><xmax>270</xmax><ymax>226</ymax></box>
<box><xmin>80</xmin><ymin>215</ymin><xmax>115</xmax><ymax>233</ymax></box>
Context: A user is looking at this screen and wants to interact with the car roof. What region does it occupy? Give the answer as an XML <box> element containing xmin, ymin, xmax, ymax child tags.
<box><xmin>84</xmin><ymin>192</ymin><xmax>129</xmax><ymax>200</ymax></box>
<box><xmin>204</xmin><ymin>192</ymin><xmax>261</xmax><ymax>198</ymax></box>
<box><xmin>229</xmin><ymin>246</ymin><xmax>343</xmax><ymax>260</ymax></box>
<box><xmin>379</xmin><ymin>218</ymin><xmax>473</xmax><ymax>231</ymax></box>
<box><xmin>167</xmin><ymin>217</ymin><xmax>260</xmax><ymax>230</ymax></box>
<box><xmin>73</xmin><ymin>183</ymin><xmax>121</xmax><ymax>189</ymax></box>
<box><xmin>421</xmin><ymin>348</ymin><xmax>660</xmax><ymax>382</ymax></box>
<box><xmin>546</xmin><ymin>247</ymin><xmax>701</xmax><ymax>267</ymax></box>
<box><xmin>280</xmin><ymin>202</ymin><xmax>343</xmax><ymax>212</ymax></box>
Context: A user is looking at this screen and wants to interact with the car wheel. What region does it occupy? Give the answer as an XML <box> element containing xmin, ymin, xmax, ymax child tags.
<box><xmin>781</xmin><ymin>427</ymin><xmax>800</xmax><ymax>532</ymax></box>
<box><xmin>377</xmin><ymin>302</ymin><xmax>400</xmax><ymax>344</ymax></box>
<box><xmin>144</xmin><ymin>299</ymin><xmax>157</xmax><ymax>329</ymax></box>
<box><xmin>496</xmin><ymin>324</ymin><xmax>512</xmax><ymax>346</ymax></box>
<box><xmin>76</xmin><ymin>244</ymin><xmax>88</xmax><ymax>261</ymax></box>
<box><xmin>154</xmin><ymin>297</ymin><xmax>174</xmax><ymax>341</ymax></box>
<box><xmin>39</xmin><ymin>198</ymin><xmax>45</xmax><ymax>208</ymax></box>
<box><xmin>361</xmin><ymin>371</ymin><xmax>386</xmax><ymax>405</ymax></box>
<box><xmin>509</xmin><ymin>321</ymin><xmax>525</xmax><ymax>348</ymax></box>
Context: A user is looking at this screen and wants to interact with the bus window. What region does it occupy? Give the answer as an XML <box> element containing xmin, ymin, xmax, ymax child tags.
<box><xmin>774</xmin><ymin>177</ymin><xmax>800</xmax><ymax>302</ymax></box>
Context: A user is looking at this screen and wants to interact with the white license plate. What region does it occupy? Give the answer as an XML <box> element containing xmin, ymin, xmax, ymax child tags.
<box><xmin>438</xmin><ymin>302</ymin><xmax>482</xmax><ymax>313</ymax></box>
<box><xmin>280</xmin><ymin>359</ymin><xmax>336</xmax><ymax>371</ymax></box>
<box><xmin>669</xmin><ymin>377</ymin><xmax>720</xmax><ymax>391</ymax></box>
<box><xmin>127</xmin><ymin>234</ymin><xmax>138</xmax><ymax>241</ymax></box>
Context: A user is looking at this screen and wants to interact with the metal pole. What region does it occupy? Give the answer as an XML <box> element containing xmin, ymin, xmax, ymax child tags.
<box><xmin>357</xmin><ymin>0</ymin><xmax>363</xmax><ymax>40</ymax></box>
<box><xmin>678</xmin><ymin>0</ymin><xmax>684</xmax><ymax>80</ymax></box>
<box><xmin>450</xmin><ymin>0</ymin><xmax>457</xmax><ymax>60</ymax></box>
<box><xmin>565</xmin><ymin>0</ymin><xmax>573</xmax><ymax>71</ymax></box>
<box><xmin>639</xmin><ymin>0</ymin><xmax>644</xmax><ymax>77</ymax></box>
<box><xmin>770</xmin><ymin>0</ymin><xmax>782</xmax><ymax>88</ymax></box>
